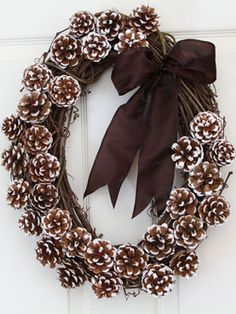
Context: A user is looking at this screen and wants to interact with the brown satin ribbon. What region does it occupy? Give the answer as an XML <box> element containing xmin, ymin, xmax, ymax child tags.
<box><xmin>84</xmin><ymin>39</ymin><xmax>216</xmax><ymax>218</ymax></box>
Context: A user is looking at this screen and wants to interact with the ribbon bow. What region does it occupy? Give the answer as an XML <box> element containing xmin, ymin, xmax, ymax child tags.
<box><xmin>84</xmin><ymin>39</ymin><xmax>216</xmax><ymax>218</ymax></box>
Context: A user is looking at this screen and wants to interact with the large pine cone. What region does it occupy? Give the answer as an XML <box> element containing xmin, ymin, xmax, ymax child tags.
<box><xmin>170</xmin><ymin>250</ymin><xmax>199</xmax><ymax>278</ymax></box>
<box><xmin>171</xmin><ymin>136</ymin><xmax>203</xmax><ymax>172</ymax></box>
<box><xmin>18</xmin><ymin>210</ymin><xmax>42</xmax><ymax>236</ymax></box>
<box><xmin>18</xmin><ymin>92</ymin><xmax>51</xmax><ymax>124</ymax></box>
<box><xmin>207</xmin><ymin>140</ymin><xmax>235</xmax><ymax>167</ymax></box>
<box><xmin>30</xmin><ymin>183</ymin><xmax>59</xmax><ymax>212</ymax></box>
<box><xmin>130</xmin><ymin>5</ymin><xmax>159</xmax><ymax>35</ymax></box>
<box><xmin>7</xmin><ymin>179</ymin><xmax>30</xmax><ymax>209</ymax></box>
<box><xmin>166</xmin><ymin>188</ymin><xmax>198</xmax><ymax>220</ymax></box>
<box><xmin>82</xmin><ymin>32</ymin><xmax>111</xmax><ymax>62</ymax></box>
<box><xmin>173</xmin><ymin>215</ymin><xmax>206</xmax><ymax>250</ymax></box>
<box><xmin>22</xmin><ymin>125</ymin><xmax>53</xmax><ymax>155</ymax></box>
<box><xmin>188</xmin><ymin>162</ymin><xmax>223</xmax><ymax>197</ymax></box>
<box><xmin>2</xmin><ymin>114</ymin><xmax>25</xmax><ymax>142</ymax></box>
<box><xmin>60</xmin><ymin>227</ymin><xmax>92</xmax><ymax>257</ymax></box>
<box><xmin>70</xmin><ymin>11</ymin><xmax>95</xmax><ymax>37</ymax></box>
<box><xmin>142</xmin><ymin>224</ymin><xmax>175</xmax><ymax>260</ymax></box>
<box><xmin>114</xmin><ymin>28</ymin><xmax>149</xmax><ymax>53</ymax></box>
<box><xmin>198</xmin><ymin>194</ymin><xmax>230</xmax><ymax>226</ymax></box>
<box><xmin>42</xmin><ymin>208</ymin><xmax>72</xmax><ymax>239</ymax></box>
<box><xmin>142</xmin><ymin>263</ymin><xmax>175</xmax><ymax>297</ymax></box>
<box><xmin>48</xmin><ymin>75</ymin><xmax>81</xmax><ymax>107</ymax></box>
<box><xmin>51</xmin><ymin>35</ymin><xmax>82</xmax><ymax>69</ymax></box>
<box><xmin>190</xmin><ymin>111</ymin><xmax>223</xmax><ymax>144</ymax></box>
<box><xmin>35</xmin><ymin>236</ymin><xmax>64</xmax><ymax>268</ymax></box>
<box><xmin>84</xmin><ymin>239</ymin><xmax>116</xmax><ymax>274</ymax></box>
<box><xmin>115</xmin><ymin>244</ymin><xmax>147</xmax><ymax>280</ymax></box>
<box><xmin>92</xmin><ymin>271</ymin><xmax>123</xmax><ymax>299</ymax></box>
<box><xmin>29</xmin><ymin>153</ymin><xmax>60</xmax><ymax>183</ymax></box>
<box><xmin>96</xmin><ymin>10</ymin><xmax>125</xmax><ymax>41</ymax></box>
<box><xmin>22</xmin><ymin>64</ymin><xmax>52</xmax><ymax>92</ymax></box>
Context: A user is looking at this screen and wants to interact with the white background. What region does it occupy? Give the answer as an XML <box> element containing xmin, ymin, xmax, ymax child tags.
<box><xmin>0</xmin><ymin>1</ymin><xmax>236</xmax><ymax>314</ymax></box>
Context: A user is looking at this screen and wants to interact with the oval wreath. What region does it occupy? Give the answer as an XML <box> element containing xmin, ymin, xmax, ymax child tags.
<box><xmin>2</xmin><ymin>5</ymin><xmax>235</xmax><ymax>299</ymax></box>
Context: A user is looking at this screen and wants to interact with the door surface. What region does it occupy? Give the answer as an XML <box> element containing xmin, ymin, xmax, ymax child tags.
<box><xmin>0</xmin><ymin>1</ymin><xmax>236</xmax><ymax>314</ymax></box>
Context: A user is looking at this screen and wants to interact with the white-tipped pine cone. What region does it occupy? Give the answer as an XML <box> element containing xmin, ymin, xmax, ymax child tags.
<box><xmin>2</xmin><ymin>114</ymin><xmax>25</xmax><ymax>142</ymax></box>
<box><xmin>70</xmin><ymin>11</ymin><xmax>95</xmax><ymax>37</ymax></box>
<box><xmin>170</xmin><ymin>250</ymin><xmax>199</xmax><ymax>278</ymax></box>
<box><xmin>82</xmin><ymin>32</ymin><xmax>111</xmax><ymax>62</ymax></box>
<box><xmin>92</xmin><ymin>271</ymin><xmax>123</xmax><ymax>299</ymax></box>
<box><xmin>96</xmin><ymin>10</ymin><xmax>125</xmax><ymax>41</ymax></box>
<box><xmin>30</xmin><ymin>183</ymin><xmax>59</xmax><ymax>212</ymax></box>
<box><xmin>22</xmin><ymin>63</ymin><xmax>53</xmax><ymax>92</ymax></box>
<box><xmin>114</xmin><ymin>28</ymin><xmax>149</xmax><ymax>53</ymax></box>
<box><xmin>130</xmin><ymin>5</ymin><xmax>159</xmax><ymax>35</ymax></box>
<box><xmin>207</xmin><ymin>140</ymin><xmax>235</xmax><ymax>167</ymax></box>
<box><xmin>7</xmin><ymin>179</ymin><xmax>31</xmax><ymax>209</ymax></box>
<box><xmin>18</xmin><ymin>210</ymin><xmax>42</xmax><ymax>236</ymax></box>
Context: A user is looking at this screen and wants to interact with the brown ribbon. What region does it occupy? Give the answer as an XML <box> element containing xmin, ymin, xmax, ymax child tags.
<box><xmin>84</xmin><ymin>39</ymin><xmax>216</xmax><ymax>218</ymax></box>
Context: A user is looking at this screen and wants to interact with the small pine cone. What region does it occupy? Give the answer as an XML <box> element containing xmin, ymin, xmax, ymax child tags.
<box><xmin>57</xmin><ymin>258</ymin><xmax>87</xmax><ymax>288</ymax></box>
<box><xmin>188</xmin><ymin>161</ymin><xmax>223</xmax><ymax>197</ymax></box>
<box><xmin>60</xmin><ymin>227</ymin><xmax>92</xmax><ymax>257</ymax></box>
<box><xmin>171</xmin><ymin>136</ymin><xmax>204</xmax><ymax>172</ymax></box>
<box><xmin>7</xmin><ymin>179</ymin><xmax>30</xmax><ymax>209</ymax></box>
<box><xmin>18</xmin><ymin>210</ymin><xmax>42</xmax><ymax>236</ymax></box>
<box><xmin>142</xmin><ymin>263</ymin><xmax>175</xmax><ymax>297</ymax></box>
<box><xmin>198</xmin><ymin>194</ymin><xmax>230</xmax><ymax>226</ymax></box>
<box><xmin>30</xmin><ymin>183</ymin><xmax>59</xmax><ymax>212</ymax></box>
<box><xmin>2</xmin><ymin>114</ymin><xmax>24</xmax><ymax>142</ymax></box>
<box><xmin>92</xmin><ymin>271</ymin><xmax>123</xmax><ymax>299</ymax></box>
<box><xmin>190</xmin><ymin>111</ymin><xmax>224</xmax><ymax>144</ymax></box>
<box><xmin>84</xmin><ymin>239</ymin><xmax>116</xmax><ymax>274</ymax></box>
<box><xmin>2</xmin><ymin>143</ymin><xmax>29</xmax><ymax>178</ymax></box>
<box><xmin>142</xmin><ymin>224</ymin><xmax>175</xmax><ymax>260</ymax></box>
<box><xmin>207</xmin><ymin>140</ymin><xmax>235</xmax><ymax>167</ymax></box>
<box><xmin>51</xmin><ymin>35</ymin><xmax>82</xmax><ymax>69</ymax></box>
<box><xmin>70</xmin><ymin>11</ymin><xmax>95</xmax><ymax>37</ymax></box>
<box><xmin>42</xmin><ymin>208</ymin><xmax>72</xmax><ymax>239</ymax></box>
<box><xmin>96</xmin><ymin>10</ymin><xmax>125</xmax><ymax>41</ymax></box>
<box><xmin>22</xmin><ymin>125</ymin><xmax>53</xmax><ymax>155</ymax></box>
<box><xmin>35</xmin><ymin>236</ymin><xmax>64</xmax><ymax>268</ymax></box>
<box><xmin>115</xmin><ymin>244</ymin><xmax>148</xmax><ymax>280</ymax></box>
<box><xmin>29</xmin><ymin>152</ymin><xmax>60</xmax><ymax>183</ymax></box>
<box><xmin>130</xmin><ymin>5</ymin><xmax>159</xmax><ymax>35</ymax></box>
<box><xmin>18</xmin><ymin>92</ymin><xmax>51</xmax><ymax>124</ymax></box>
<box><xmin>173</xmin><ymin>215</ymin><xmax>206</xmax><ymax>250</ymax></box>
<box><xmin>82</xmin><ymin>32</ymin><xmax>111</xmax><ymax>62</ymax></box>
<box><xmin>114</xmin><ymin>28</ymin><xmax>149</xmax><ymax>53</ymax></box>
<box><xmin>22</xmin><ymin>63</ymin><xmax>52</xmax><ymax>92</ymax></box>
<box><xmin>166</xmin><ymin>188</ymin><xmax>198</xmax><ymax>220</ymax></box>
<box><xmin>48</xmin><ymin>75</ymin><xmax>81</xmax><ymax>107</ymax></box>
<box><xmin>170</xmin><ymin>250</ymin><xmax>199</xmax><ymax>278</ymax></box>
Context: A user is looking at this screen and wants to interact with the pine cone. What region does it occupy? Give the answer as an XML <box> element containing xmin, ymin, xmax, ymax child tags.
<box><xmin>70</xmin><ymin>11</ymin><xmax>95</xmax><ymax>37</ymax></box>
<box><xmin>171</xmin><ymin>136</ymin><xmax>203</xmax><ymax>172</ymax></box>
<box><xmin>48</xmin><ymin>75</ymin><xmax>81</xmax><ymax>107</ymax></box>
<box><xmin>92</xmin><ymin>271</ymin><xmax>123</xmax><ymax>299</ymax></box>
<box><xmin>84</xmin><ymin>239</ymin><xmax>116</xmax><ymax>274</ymax></box>
<box><xmin>170</xmin><ymin>250</ymin><xmax>199</xmax><ymax>278</ymax></box>
<box><xmin>18</xmin><ymin>92</ymin><xmax>51</xmax><ymax>124</ymax></box>
<box><xmin>115</xmin><ymin>244</ymin><xmax>147</xmax><ymax>280</ymax></box>
<box><xmin>130</xmin><ymin>5</ymin><xmax>159</xmax><ymax>35</ymax></box>
<box><xmin>29</xmin><ymin>153</ymin><xmax>60</xmax><ymax>183</ymax></box>
<box><xmin>188</xmin><ymin>161</ymin><xmax>223</xmax><ymax>197</ymax></box>
<box><xmin>142</xmin><ymin>224</ymin><xmax>175</xmax><ymax>260</ymax></box>
<box><xmin>57</xmin><ymin>258</ymin><xmax>87</xmax><ymax>288</ymax></box>
<box><xmin>2</xmin><ymin>143</ymin><xmax>29</xmax><ymax>178</ymax></box>
<box><xmin>51</xmin><ymin>35</ymin><xmax>82</xmax><ymax>69</ymax></box>
<box><xmin>35</xmin><ymin>236</ymin><xmax>64</xmax><ymax>268</ymax></box>
<box><xmin>114</xmin><ymin>28</ymin><xmax>149</xmax><ymax>53</ymax></box>
<box><xmin>142</xmin><ymin>263</ymin><xmax>175</xmax><ymax>297</ymax></box>
<box><xmin>42</xmin><ymin>208</ymin><xmax>72</xmax><ymax>239</ymax></box>
<box><xmin>60</xmin><ymin>227</ymin><xmax>92</xmax><ymax>257</ymax></box>
<box><xmin>82</xmin><ymin>32</ymin><xmax>111</xmax><ymax>62</ymax></box>
<box><xmin>18</xmin><ymin>210</ymin><xmax>42</xmax><ymax>236</ymax></box>
<box><xmin>173</xmin><ymin>215</ymin><xmax>206</xmax><ymax>250</ymax></box>
<box><xmin>7</xmin><ymin>179</ymin><xmax>30</xmax><ymax>209</ymax></box>
<box><xmin>22</xmin><ymin>63</ymin><xmax>52</xmax><ymax>92</ymax></box>
<box><xmin>30</xmin><ymin>183</ymin><xmax>59</xmax><ymax>212</ymax></box>
<box><xmin>22</xmin><ymin>125</ymin><xmax>53</xmax><ymax>155</ymax></box>
<box><xmin>198</xmin><ymin>194</ymin><xmax>230</xmax><ymax>226</ymax></box>
<box><xmin>166</xmin><ymin>188</ymin><xmax>198</xmax><ymax>220</ymax></box>
<box><xmin>2</xmin><ymin>114</ymin><xmax>25</xmax><ymax>141</ymax></box>
<box><xmin>96</xmin><ymin>10</ymin><xmax>125</xmax><ymax>41</ymax></box>
<box><xmin>207</xmin><ymin>140</ymin><xmax>235</xmax><ymax>167</ymax></box>
<box><xmin>190</xmin><ymin>111</ymin><xmax>224</xmax><ymax>144</ymax></box>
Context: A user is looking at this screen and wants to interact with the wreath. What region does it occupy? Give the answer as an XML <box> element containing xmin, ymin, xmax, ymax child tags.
<box><xmin>2</xmin><ymin>5</ymin><xmax>235</xmax><ymax>299</ymax></box>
